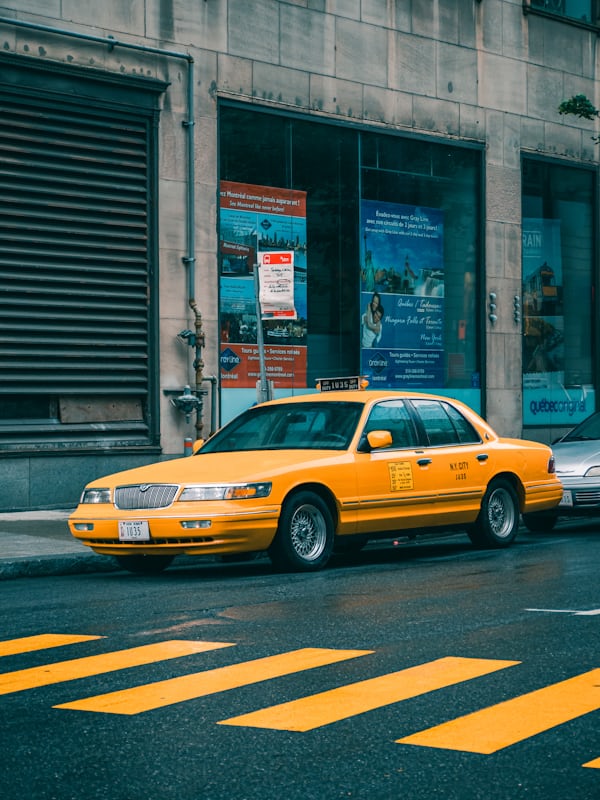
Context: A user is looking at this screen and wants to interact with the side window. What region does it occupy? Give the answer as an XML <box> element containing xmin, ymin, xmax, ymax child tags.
<box><xmin>411</xmin><ymin>400</ymin><xmax>481</xmax><ymax>446</ymax></box>
<box><xmin>411</xmin><ymin>400</ymin><xmax>460</xmax><ymax>446</ymax></box>
<box><xmin>364</xmin><ymin>400</ymin><xmax>418</xmax><ymax>448</ymax></box>
<box><xmin>445</xmin><ymin>403</ymin><xmax>481</xmax><ymax>444</ymax></box>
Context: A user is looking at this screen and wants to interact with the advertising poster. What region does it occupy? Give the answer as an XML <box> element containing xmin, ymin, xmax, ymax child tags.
<box><xmin>360</xmin><ymin>199</ymin><xmax>444</xmax><ymax>389</ymax></box>
<box><xmin>521</xmin><ymin>218</ymin><xmax>587</xmax><ymax>425</ymax></box>
<box><xmin>219</xmin><ymin>181</ymin><xmax>307</xmax><ymax>389</ymax></box>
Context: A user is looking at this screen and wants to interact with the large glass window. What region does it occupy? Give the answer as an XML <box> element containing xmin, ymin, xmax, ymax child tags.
<box><xmin>359</xmin><ymin>136</ymin><xmax>481</xmax><ymax>408</ymax></box>
<box><xmin>522</xmin><ymin>158</ymin><xmax>596</xmax><ymax>428</ymax></box>
<box><xmin>218</xmin><ymin>104</ymin><xmax>482</xmax><ymax>421</ymax></box>
<box><xmin>219</xmin><ymin>108</ymin><xmax>358</xmax><ymax>405</ymax></box>
<box><xmin>529</xmin><ymin>0</ymin><xmax>595</xmax><ymax>24</ymax></box>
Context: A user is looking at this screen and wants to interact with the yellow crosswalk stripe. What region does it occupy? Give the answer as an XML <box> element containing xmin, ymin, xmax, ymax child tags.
<box><xmin>0</xmin><ymin>640</ymin><xmax>233</xmax><ymax>695</ymax></box>
<box><xmin>55</xmin><ymin>647</ymin><xmax>373</xmax><ymax>715</ymax></box>
<box><xmin>398</xmin><ymin>668</ymin><xmax>600</xmax><ymax>754</ymax></box>
<box><xmin>583</xmin><ymin>757</ymin><xmax>600</xmax><ymax>769</ymax></box>
<box><xmin>0</xmin><ymin>634</ymin><xmax>102</xmax><ymax>657</ymax></box>
<box><xmin>218</xmin><ymin>656</ymin><xmax>519</xmax><ymax>731</ymax></box>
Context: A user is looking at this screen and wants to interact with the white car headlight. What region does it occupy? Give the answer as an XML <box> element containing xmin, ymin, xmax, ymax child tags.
<box><xmin>178</xmin><ymin>482</ymin><xmax>272</xmax><ymax>501</ymax></box>
<box><xmin>81</xmin><ymin>488</ymin><xmax>111</xmax><ymax>504</ymax></box>
<box><xmin>584</xmin><ymin>466</ymin><xmax>600</xmax><ymax>477</ymax></box>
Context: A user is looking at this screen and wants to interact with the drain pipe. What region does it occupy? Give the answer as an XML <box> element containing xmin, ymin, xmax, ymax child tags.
<box><xmin>0</xmin><ymin>16</ymin><xmax>206</xmax><ymax>436</ymax></box>
<box><xmin>181</xmin><ymin>60</ymin><xmax>206</xmax><ymax>440</ymax></box>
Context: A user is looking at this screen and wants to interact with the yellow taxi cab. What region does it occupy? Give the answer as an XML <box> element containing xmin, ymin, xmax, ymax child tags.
<box><xmin>69</xmin><ymin>378</ymin><xmax>563</xmax><ymax>574</ymax></box>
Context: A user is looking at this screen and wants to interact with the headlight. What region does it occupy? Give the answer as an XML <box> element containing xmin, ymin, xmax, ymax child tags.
<box><xmin>584</xmin><ymin>466</ymin><xmax>600</xmax><ymax>477</ymax></box>
<box><xmin>178</xmin><ymin>482</ymin><xmax>272</xmax><ymax>501</ymax></box>
<box><xmin>80</xmin><ymin>488</ymin><xmax>111</xmax><ymax>504</ymax></box>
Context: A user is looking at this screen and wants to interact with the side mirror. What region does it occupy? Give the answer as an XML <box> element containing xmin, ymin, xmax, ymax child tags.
<box><xmin>192</xmin><ymin>439</ymin><xmax>204</xmax><ymax>454</ymax></box>
<box><xmin>366</xmin><ymin>430</ymin><xmax>393</xmax><ymax>450</ymax></box>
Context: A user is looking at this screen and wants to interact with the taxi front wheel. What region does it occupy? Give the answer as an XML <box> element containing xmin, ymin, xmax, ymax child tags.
<box><xmin>468</xmin><ymin>478</ymin><xmax>519</xmax><ymax>548</ymax></box>
<box><xmin>269</xmin><ymin>491</ymin><xmax>334</xmax><ymax>572</ymax></box>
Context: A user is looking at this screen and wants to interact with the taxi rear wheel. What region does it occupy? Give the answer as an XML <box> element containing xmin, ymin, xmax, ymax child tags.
<box><xmin>468</xmin><ymin>478</ymin><xmax>519</xmax><ymax>548</ymax></box>
<box><xmin>114</xmin><ymin>554</ymin><xmax>175</xmax><ymax>574</ymax></box>
<box><xmin>269</xmin><ymin>491</ymin><xmax>334</xmax><ymax>572</ymax></box>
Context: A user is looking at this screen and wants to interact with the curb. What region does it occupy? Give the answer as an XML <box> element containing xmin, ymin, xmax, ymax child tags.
<box><xmin>0</xmin><ymin>552</ymin><xmax>119</xmax><ymax>581</ymax></box>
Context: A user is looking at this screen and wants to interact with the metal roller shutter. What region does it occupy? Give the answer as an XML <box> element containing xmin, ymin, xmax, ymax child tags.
<box><xmin>0</xmin><ymin>64</ymin><xmax>163</xmax><ymax>449</ymax></box>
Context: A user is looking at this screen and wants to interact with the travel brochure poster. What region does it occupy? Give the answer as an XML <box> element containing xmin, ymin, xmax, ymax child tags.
<box><xmin>522</xmin><ymin>218</ymin><xmax>588</xmax><ymax>425</ymax></box>
<box><xmin>219</xmin><ymin>181</ymin><xmax>307</xmax><ymax>389</ymax></box>
<box><xmin>360</xmin><ymin>199</ymin><xmax>445</xmax><ymax>389</ymax></box>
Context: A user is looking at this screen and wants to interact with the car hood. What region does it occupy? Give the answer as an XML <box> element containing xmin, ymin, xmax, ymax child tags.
<box><xmin>86</xmin><ymin>449</ymin><xmax>345</xmax><ymax>488</ymax></box>
<box><xmin>552</xmin><ymin>440</ymin><xmax>600</xmax><ymax>476</ymax></box>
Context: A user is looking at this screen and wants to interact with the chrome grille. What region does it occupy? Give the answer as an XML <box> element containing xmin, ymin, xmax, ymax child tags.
<box><xmin>574</xmin><ymin>490</ymin><xmax>600</xmax><ymax>506</ymax></box>
<box><xmin>115</xmin><ymin>484</ymin><xmax>178</xmax><ymax>510</ymax></box>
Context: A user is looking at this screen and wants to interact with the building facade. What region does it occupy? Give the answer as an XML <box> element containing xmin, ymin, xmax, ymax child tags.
<box><xmin>0</xmin><ymin>0</ymin><xmax>598</xmax><ymax>510</ymax></box>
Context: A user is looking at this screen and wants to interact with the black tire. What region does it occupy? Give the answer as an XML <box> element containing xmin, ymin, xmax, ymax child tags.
<box><xmin>114</xmin><ymin>554</ymin><xmax>174</xmax><ymax>574</ymax></box>
<box><xmin>269</xmin><ymin>491</ymin><xmax>334</xmax><ymax>572</ymax></box>
<box><xmin>468</xmin><ymin>478</ymin><xmax>519</xmax><ymax>548</ymax></box>
<box><xmin>522</xmin><ymin>512</ymin><xmax>558</xmax><ymax>533</ymax></box>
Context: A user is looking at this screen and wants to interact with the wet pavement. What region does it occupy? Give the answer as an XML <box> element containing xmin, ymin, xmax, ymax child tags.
<box><xmin>0</xmin><ymin>510</ymin><xmax>118</xmax><ymax>580</ymax></box>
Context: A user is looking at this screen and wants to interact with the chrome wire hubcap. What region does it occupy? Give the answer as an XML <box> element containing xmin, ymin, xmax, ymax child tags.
<box><xmin>290</xmin><ymin>503</ymin><xmax>327</xmax><ymax>561</ymax></box>
<box><xmin>488</xmin><ymin>487</ymin><xmax>515</xmax><ymax>538</ymax></box>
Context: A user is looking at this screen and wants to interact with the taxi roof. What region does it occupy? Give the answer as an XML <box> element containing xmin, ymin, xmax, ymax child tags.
<box><xmin>261</xmin><ymin>386</ymin><xmax>497</xmax><ymax>440</ymax></box>
<box><xmin>264</xmin><ymin>388</ymin><xmax>469</xmax><ymax>406</ymax></box>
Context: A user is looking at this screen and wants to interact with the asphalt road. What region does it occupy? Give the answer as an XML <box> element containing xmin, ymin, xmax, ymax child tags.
<box><xmin>1</xmin><ymin>526</ymin><xmax>599</xmax><ymax>800</ymax></box>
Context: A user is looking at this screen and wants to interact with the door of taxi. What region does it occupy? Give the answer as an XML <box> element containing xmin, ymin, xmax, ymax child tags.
<box><xmin>354</xmin><ymin>399</ymin><xmax>435</xmax><ymax>534</ymax></box>
<box><xmin>354</xmin><ymin>398</ymin><xmax>491</xmax><ymax>534</ymax></box>
<box><xmin>408</xmin><ymin>398</ymin><xmax>492</xmax><ymax>523</ymax></box>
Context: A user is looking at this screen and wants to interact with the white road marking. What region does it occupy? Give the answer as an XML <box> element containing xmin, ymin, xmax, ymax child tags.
<box><xmin>525</xmin><ymin>608</ymin><xmax>600</xmax><ymax>616</ymax></box>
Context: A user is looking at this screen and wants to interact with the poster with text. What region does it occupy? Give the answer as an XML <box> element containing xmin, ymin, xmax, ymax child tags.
<box><xmin>360</xmin><ymin>199</ymin><xmax>444</xmax><ymax>389</ymax></box>
<box><xmin>259</xmin><ymin>251</ymin><xmax>296</xmax><ymax>319</ymax></box>
<box><xmin>219</xmin><ymin>181</ymin><xmax>307</xmax><ymax>389</ymax></box>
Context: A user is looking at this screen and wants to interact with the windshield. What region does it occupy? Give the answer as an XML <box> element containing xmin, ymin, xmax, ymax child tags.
<box><xmin>199</xmin><ymin>401</ymin><xmax>364</xmax><ymax>453</ymax></box>
<box><xmin>562</xmin><ymin>411</ymin><xmax>600</xmax><ymax>442</ymax></box>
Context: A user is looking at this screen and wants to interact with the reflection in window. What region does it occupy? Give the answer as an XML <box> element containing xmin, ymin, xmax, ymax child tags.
<box><xmin>530</xmin><ymin>0</ymin><xmax>593</xmax><ymax>23</ymax></box>
<box><xmin>219</xmin><ymin>104</ymin><xmax>482</xmax><ymax>412</ymax></box>
<box><xmin>200</xmin><ymin>401</ymin><xmax>363</xmax><ymax>452</ymax></box>
<box><xmin>360</xmin><ymin>136</ymin><xmax>481</xmax><ymax>399</ymax></box>
<box><xmin>411</xmin><ymin>399</ymin><xmax>479</xmax><ymax>446</ymax></box>
<box><xmin>521</xmin><ymin>158</ymin><xmax>595</xmax><ymax>428</ymax></box>
<box><xmin>364</xmin><ymin>400</ymin><xmax>418</xmax><ymax>448</ymax></box>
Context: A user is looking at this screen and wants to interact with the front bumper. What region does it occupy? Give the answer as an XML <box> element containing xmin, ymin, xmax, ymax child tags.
<box><xmin>552</xmin><ymin>479</ymin><xmax>600</xmax><ymax>516</ymax></box>
<box><xmin>68</xmin><ymin>503</ymin><xmax>280</xmax><ymax>557</ymax></box>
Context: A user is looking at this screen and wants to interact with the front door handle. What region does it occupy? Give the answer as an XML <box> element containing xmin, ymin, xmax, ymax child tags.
<box><xmin>417</xmin><ymin>458</ymin><xmax>432</xmax><ymax>466</ymax></box>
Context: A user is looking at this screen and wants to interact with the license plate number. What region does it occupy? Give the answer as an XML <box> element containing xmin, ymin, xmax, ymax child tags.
<box><xmin>118</xmin><ymin>521</ymin><xmax>150</xmax><ymax>541</ymax></box>
<box><xmin>558</xmin><ymin>490</ymin><xmax>573</xmax><ymax>508</ymax></box>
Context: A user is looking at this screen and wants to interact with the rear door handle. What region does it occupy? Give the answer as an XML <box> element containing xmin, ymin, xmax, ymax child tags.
<box><xmin>417</xmin><ymin>458</ymin><xmax>432</xmax><ymax>466</ymax></box>
<box><xmin>477</xmin><ymin>453</ymin><xmax>489</xmax><ymax>462</ymax></box>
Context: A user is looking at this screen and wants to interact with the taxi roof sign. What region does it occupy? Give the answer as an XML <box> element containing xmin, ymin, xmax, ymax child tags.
<box><xmin>316</xmin><ymin>376</ymin><xmax>368</xmax><ymax>392</ymax></box>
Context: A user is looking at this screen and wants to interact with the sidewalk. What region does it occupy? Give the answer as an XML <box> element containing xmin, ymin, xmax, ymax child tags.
<box><xmin>0</xmin><ymin>509</ymin><xmax>118</xmax><ymax>580</ymax></box>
